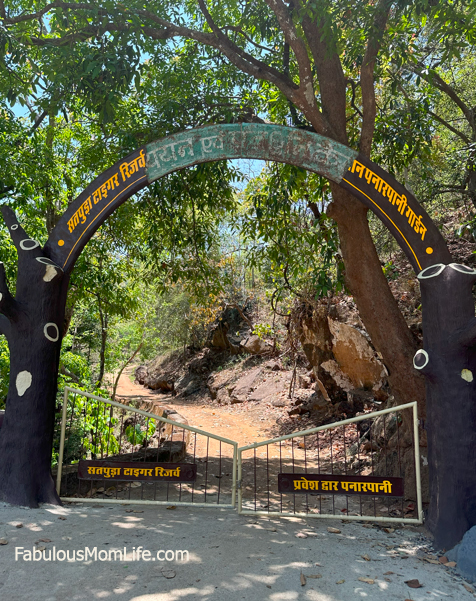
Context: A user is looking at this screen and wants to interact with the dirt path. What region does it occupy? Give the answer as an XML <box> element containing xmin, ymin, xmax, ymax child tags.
<box><xmin>112</xmin><ymin>365</ymin><xmax>283</xmax><ymax>449</ymax></box>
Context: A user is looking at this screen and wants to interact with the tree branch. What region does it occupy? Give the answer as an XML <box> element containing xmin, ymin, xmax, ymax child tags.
<box><xmin>0</xmin><ymin>206</ymin><xmax>42</xmax><ymax>259</ymax></box>
<box><xmin>59</xmin><ymin>365</ymin><xmax>80</xmax><ymax>383</ymax></box>
<box><xmin>359</xmin><ymin>0</ymin><xmax>392</xmax><ymax>156</ymax></box>
<box><xmin>298</xmin><ymin>3</ymin><xmax>346</xmax><ymax>141</ymax></box>
<box><xmin>428</xmin><ymin>110</ymin><xmax>471</xmax><ymax>144</ymax></box>
<box><xmin>222</xmin><ymin>26</ymin><xmax>278</xmax><ymax>54</ymax></box>
<box><xmin>410</xmin><ymin>63</ymin><xmax>474</xmax><ymax>128</ymax></box>
<box><xmin>193</xmin><ymin>0</ymin><xmax>299</xmax><ymax>106</ymax></box>
<box><xmin>263</xmin><ymin>0</ymin><xmax>322</xmax><ymax>128</ymax></box>
<box><xmin>224</xmin><ymin>301</ymin><xmax>253</xmax><ymax>329</ymax></box>
<box><xmin>112</xmin><ymin>341</ymin><xmax>143</xmax><ymax>403</ymax></box>
<box><xmin>3</xmin><ymin>2</ymin><xmax>107</xmax><ymax>25</ymax></box>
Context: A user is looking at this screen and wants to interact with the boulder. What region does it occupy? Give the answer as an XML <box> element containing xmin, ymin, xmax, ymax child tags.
<box><xmin>447</xmin><ymin>526</ymin><xmax>476</xmax><ymax>583</ymax></box>
<box><xmin>264</xmin><ymin>360</ymin><xmax>282</xmax><ymax>371</ymax></box>
<box><xmin>230</xmin><ymin>368</ymin><xmax>262</xmax><ymax>403</ymax></box>
<box><xmin>145</xmin><ymin>376</ymin><xmax>174</xmax><ymax>392</ymax></box>
<box><xmin>181</xmin><ymin>378</ymin><xmax>201</xmax><ymax>397</ymax></box>
<box><xmin>289</xmin><ymin>391</ymin><xmax>330</xmax><ymax>417</ymax></box>
<box><xmin>207</xmin><ymin>371</ymin><xmax>236</xmax><ymax>400</ymax></box>
<box><xmin>320</xmin><ymin>359</ymin><xmax>354</xmax><ymax>392</ymax></box>
<box><xmin>188</xmin><ymin>349</ymin><xmax>213</xmax><ymax>374</ymax></box>
<box><xmin>248</xmin><ymin>373</ymin><xmax>291</xmax><ymax>403</ymax></box>
<box><xmin>297</xmin><ymin>303</ymin><xmax>334</xmax><ymax>368</ymax></box>
<box><xmin>327</xmin><ymin>318</ymin><xmax>387</xmax><ymax>390</ymax></box>
<box><xmin>210</xmin><ymin>321</ymin><xmax>231</xmax><ymax>350</ymax></box>
<box><xmin>241</xmin><ymin>335</ymin><xmax>272</xmax><ymax>355</ymax></box>
<box><xmin>135</xmin><ymin>365</ymin><xmax>148</xmax><ymax>385</ymax></box>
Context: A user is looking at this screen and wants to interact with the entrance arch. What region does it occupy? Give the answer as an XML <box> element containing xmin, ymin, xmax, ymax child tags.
<box><xmin>44</xmin><ymin>124</ymin><xmax>451</xmax><ymax>274</ymax></box>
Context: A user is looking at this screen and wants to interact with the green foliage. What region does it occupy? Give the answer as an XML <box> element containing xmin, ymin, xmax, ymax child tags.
<box><xmin>240</xmin><ymin>163</ymin><xmax>344</xmax><ymax>300</ymax></box>
<box><xmin>124</xmin><ymin>421</ymin><xmax>156</xmax><ymax>446</ymax></box>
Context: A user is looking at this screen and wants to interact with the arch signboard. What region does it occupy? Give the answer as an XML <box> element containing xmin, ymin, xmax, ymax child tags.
<box><xmin>44</xmin><ymin>124</ymin><xmax>451</xmax><ymax>274</ymax></box>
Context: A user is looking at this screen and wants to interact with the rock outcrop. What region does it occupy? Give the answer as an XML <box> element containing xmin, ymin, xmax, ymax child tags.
<box><xmin>241</xmin><ymin>335</ymin><xmax>272</xmax><ymax>355</ymax></box>
<box><xmin>327</xmin><ymin>318</ymin><xmax>387</xmax><ymax>390</ymax></box>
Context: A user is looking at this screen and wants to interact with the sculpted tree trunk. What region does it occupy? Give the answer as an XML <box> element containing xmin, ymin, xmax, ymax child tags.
<box><xmin>415</xmin><ymin>263</ymin><xmax>476</xmax><ymax>549</ymax></box>
<box><xmin>0</xmin><ymin>206</ymin><xmax>68</xmax><ymax>506</ymax></box>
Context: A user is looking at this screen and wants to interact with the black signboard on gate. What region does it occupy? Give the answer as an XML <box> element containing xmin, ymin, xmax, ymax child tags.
<box><xmin>278</xmin><ymin>473</ymin><xmax>404</xmax><ymax>497</ymax></box>
<box><xmin>78</xmin><ymin>460</ymin><xmax>197</xmax><ymax>482</ymax></box>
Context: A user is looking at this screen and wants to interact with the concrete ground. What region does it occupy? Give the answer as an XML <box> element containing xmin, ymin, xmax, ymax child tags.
<box><xmin>0</xmin><ymin>502</ymin><xmax>474</xmax><ymax>601</ymax></box>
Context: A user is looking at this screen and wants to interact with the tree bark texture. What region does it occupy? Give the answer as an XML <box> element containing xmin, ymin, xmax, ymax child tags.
<box><xmin>328</xmin><ymin>185</ymin><xmax>427</xmax><ymax>417</ymax></box>
<box><xmin>0</xmin><ymin>206</ymin><xmax>68</xmax><ymax>507</ymax></box>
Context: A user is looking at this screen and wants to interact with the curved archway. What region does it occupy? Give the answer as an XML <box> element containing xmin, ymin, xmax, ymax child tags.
<box><xmin>44</xmin><ymin>124</ymin><xmax>451</xmax><ymax>274</ymax></box>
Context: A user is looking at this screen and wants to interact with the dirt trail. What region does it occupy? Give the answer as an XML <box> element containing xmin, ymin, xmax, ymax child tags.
<box><xmin>112</xmin><ymin>365</ymin><xmax>280</xmax><ymax>448</ymax></box>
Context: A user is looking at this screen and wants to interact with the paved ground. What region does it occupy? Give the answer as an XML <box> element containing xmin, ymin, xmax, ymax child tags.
<box><xmin>0</xmin><ymin>502</ymin><xmax>474</xmax><ymax>601</ymax></box>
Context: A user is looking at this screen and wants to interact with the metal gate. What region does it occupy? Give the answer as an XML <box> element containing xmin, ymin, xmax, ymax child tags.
<box><xmin>237</xmin><ymin>402</ymin><xmax>423</xmax><ymax>524</ymax></box>
<box><xmin>56</xmin><ymin>387</ymin><xmax>238</xmax><ymax>508</ymax></box>
<box><xmin>56</xmin><ymin>389</ymin><xmax>422</xmax><ymax>524</ymax></box>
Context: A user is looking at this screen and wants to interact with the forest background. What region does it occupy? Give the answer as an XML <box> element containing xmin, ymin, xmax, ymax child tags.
<box><xmin>0</xmin><ymin>0</ymin><xmax>475</xmax><ymax>464</ymax></box>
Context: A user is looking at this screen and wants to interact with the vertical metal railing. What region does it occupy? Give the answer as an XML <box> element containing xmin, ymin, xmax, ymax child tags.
<box><xmin>237</xmin><ymin>401</ymin><xmax>423</xmax><ymax>524</ymax></box>
<box><xmin>56</xmin><ymin>387</ymin><xmax>238</xmax><ymax>508</ymax></box>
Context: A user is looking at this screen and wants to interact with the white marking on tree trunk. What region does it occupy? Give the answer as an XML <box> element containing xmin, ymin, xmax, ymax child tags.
<box><xmin>421</xmin><ymin>454</ymin><xmax>428</xmax><ymax>466</ymax></box>
<box><xmin>413</xmin><ymin>349</ymin><xmax>429</xmax><ymax>370</ymax></box>
<box><xmin>0</xmin><ymin>293</ymin><xmax>2</xmax><ymax>301</ymax></box>
<box><xmin>417</xmin><ymin>264</ymin><xmax>446</xmax><ymax>280</ymax></box>
<box><xmin>10</xmin><ymin>224</ymin><xmax>18</xmax><ymax>231</ymax></box>
<box><xmin>16</xmin><ymin>371</ymin><xmax>32</xmax><ymax>397</ymax></box>
<box><xmin>44</xmin><ymin>323</ymin><xmax>59</xmax><ymax>342</ymax></box>
<box><xmin>461</xmin><ymin>369</ymin><xmax>473</xmax><ymax>382</ymax></box>
<box><xmin>20</xmin><ymin>239</ymin><xmax>40</xmax><ymax>251</ymax></box>
<box><xmin>36</xmin><ymin>257</ymin><xmax>60</xmax><ymax>268</ymax></box>
<box><xmin>43</xmin><ymin>265</ymin><xmax>57</xmax><ymax>282</ymax></box>
<box><xmin>448</xmin><ymin>263</ymin><xmax>476</xmax><ymax>275</ymax></box>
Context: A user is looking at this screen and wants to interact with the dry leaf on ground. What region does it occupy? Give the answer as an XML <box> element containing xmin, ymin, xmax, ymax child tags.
<box><xmin>361</xmin><ymin>554</ymin><xmax>371</xmax><ymax>561</ymax></box>
<box><xmin>358</xmin><ymin>577</ymin><xmax>374</xmax><ymax>584</ymax></box>
<box><xmin>306</xmin><ymin>574</ymin><xmax>322</xmax><ymax>579</ymax></box>
<box><xmin>336</xmin><ymin>579</ymin><xmax>345</xmax><ymax>584</ymax></box>
<box><xmin>405</xmin><ymin>579</ymin><xmax>423</xmax><ymax>588</ymax></box>
<box><xmin>300</xmin><ymin>573</ymin><xmax>306</xmax><ymax>586</ymax></box>
<box><xmin>161</xmin><ymin>569</ymin><xmax>176</xmax><ymax>579</ymax></box>
<box><xmin>0</xmin><ymin>539</ymin><xmax>8</xmax><ymax>545</ymax></box>
<box><xmin>439</xmin><ymin>556</ymin><xmax>448</xmax><ymax>564</ymax></box>
<box><xmin>166</xmin><ymin>506</ymin><xmax>176</xmax><ymax>510</ymax></box>
<box><xmin>327</xmin><ymin>527</ymin><xmax>341</xmax><ymax>534</ymax></box>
